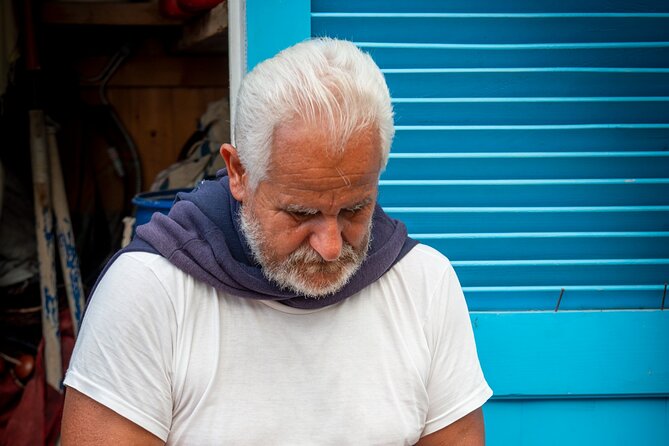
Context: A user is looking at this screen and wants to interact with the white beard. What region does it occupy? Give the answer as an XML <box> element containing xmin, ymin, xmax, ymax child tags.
<box><xmin>239</xmin><ymin>206</ymin><xmax>372</xmax><ymax>298</ymax></box>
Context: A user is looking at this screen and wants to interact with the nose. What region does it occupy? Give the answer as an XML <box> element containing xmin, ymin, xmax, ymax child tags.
<box><xmin>309</xmin><ymin>215</ymin><xmax>343</xmax><ymax>262</ymax></box>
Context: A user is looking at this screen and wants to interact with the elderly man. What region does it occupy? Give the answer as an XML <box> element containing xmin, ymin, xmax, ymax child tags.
<box><xmin>62</xmin><ymin>38</ymin><xmax>492</xmax><ymax>445</ymax></box>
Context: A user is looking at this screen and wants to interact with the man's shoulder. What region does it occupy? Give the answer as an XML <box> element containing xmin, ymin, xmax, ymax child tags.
<box><xmin>116</xmin><ymin>250</ymin><xmax>169</xmax><ymax>264</ymax></box>
<box><xmin>395</xmin><ymin>242</ymin><xmax>453</xmax><ymax>273</ymax></box>
<box><xmin>380</xmin><ymin>242</ymin><xmax>457</xmax><ymax>297</ymax></box>
<box><xmin>96</xmin><ymin>251</ymin><xmax>195</xmax><ymax>304</ymax></box>
<box><xmin>110</xmin><ymin>251</ymin><xmax>182</xmax><ymax>279</ymax></box>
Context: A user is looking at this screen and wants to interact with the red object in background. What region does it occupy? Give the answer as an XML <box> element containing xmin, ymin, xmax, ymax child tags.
<box><xmin>14</xmin><ymin>355</ymin><xmax>36</xmax><ymax>382</ymax></box>
<box><xmin>178</xmin><ymin>0</ymin><xmax>225</xmax><ymax>12</ymax></box>
<box><xmin>159</xmin><ymin>0</ymin><xmax>224</xmax><ymax>19</ymax></box>
<box><xmin>0</xmin><ymin>310</ymin><xmax>75</xmax><ymax>446</ymax></box>
<box><xmin>159</xmin><ymin>0</ymin><xmax>197</xmax><ymax>19</ymax></box>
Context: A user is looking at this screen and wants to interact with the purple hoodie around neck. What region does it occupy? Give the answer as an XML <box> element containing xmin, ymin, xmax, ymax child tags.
<box><xmin>98</xmin><ymin>173</ymin><xmax>417</xmax><ymax>310</ymax></box>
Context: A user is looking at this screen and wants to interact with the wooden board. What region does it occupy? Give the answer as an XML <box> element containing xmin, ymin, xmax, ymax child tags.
<box><xmin>77</xmin><ymin>55</ymin><xmax>228</xmax><ymax>88</ymax></box>
<box><xmin>178</xmin><ymin>1</ymin><xmax>228</xmax><ymax>52</ymax></box>
<box><xmin>104</xmin><ymin>87</ymin><xmax>228</xmax><ymax>189</ymax></box>
<box><xmin>41</xmin><ymin>1</ymin><xmax>182</xmax><ymax>26</ymax></box>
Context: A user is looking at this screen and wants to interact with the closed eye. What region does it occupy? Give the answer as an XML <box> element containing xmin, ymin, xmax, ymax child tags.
<box><xmin>344</xmin><ymin>205</ymin><xmax>364</xmax><ymax>214</ymax></box>
<box><xmin>291</xmin><ymin>210</ymin><xmax>316</xmax><ymax>218</ymax></box>
<box><xmin>343</xmin><ymin>198</ymin><xmax>373</xmax><ymax>215</ymax></box>
<box><xmin>285</xmin><ymin>205</ymin><xmax>319</xmax><ymax>220</ymax></box>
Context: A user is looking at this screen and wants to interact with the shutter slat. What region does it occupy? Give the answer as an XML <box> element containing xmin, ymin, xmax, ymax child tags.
<box><xmin>463</xmin><ymin>285</ymin><xmax>665</xmax><ymax>311</ymax></box>
<box><xmin>413</xmin><ymin>232</ymin><xmax>669</xmax><ymax>260</ymax></box>
<box><xmin>452</xmin><ymin>260</ymin><xmax>669</xmax><ymax>286</ymax></box>
<box><xmin>393</xmin><ymin>126</ymin><xmax>669</xmax><ymax>152</ymax></box>
<box><xmin>378</xmin><ymin>180</ymin><xmax>669</xmax><ymax>207</ymax></box>
<box><xmin>312</xmin><ymin>14</ymin><xmax>669</xmax><ymax>44</ymax></box>
<box><xmin>386</xmin><ymin>206</ymin><xmax>669</xmax><ymax>233</ymax></box>
<box><xmin>357</xmin><ymin>43</ymin><xmax>669</xmax><ymax>69</ymax></box>
<box><xmin>392</xmin><ymin>98</ymin><xmax>669</xmax><ymax>125</ymax></box>
<box><xmin>384</xmin><ymin>69</ymin><xmax>669</xmax><ymax>97</ymax></box>
<box><xmin>382</xmin><ymin>152</ymin><xmax>669</xmax><ymax>179</ymax></box>
<box><xmin>311</xmin><ymin>1</ymin><xmax>669</xmax><ymax>311</ymax></box>
<box><xmin>313</xmin><ymin>0</ymin><xmax>669</xmax><ymax>14</ymax></box>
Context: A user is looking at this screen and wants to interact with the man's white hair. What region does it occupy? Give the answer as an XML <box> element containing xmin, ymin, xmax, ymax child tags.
<box><xmin>234</xmin><ymin>38</ymin><xmax>394</xmax><ymax>189</ymax></box>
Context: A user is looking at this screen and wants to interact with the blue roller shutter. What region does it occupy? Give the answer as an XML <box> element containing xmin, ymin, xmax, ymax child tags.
<box><xmin>242</xmin><ymin>1</ymin><xmax>669</xmax><ymax>443</ymax></box>
<box><xmin>311</xmin><ymin>1</ymin><xmax>669</xmax><ymax>312</ymax></box>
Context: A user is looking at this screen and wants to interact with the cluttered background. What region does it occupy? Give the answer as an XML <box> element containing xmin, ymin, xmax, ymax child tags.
<box><xmin>0</xmin><ymin>1</ymin><xmax>228</xmax><ymax>443</ymax></box>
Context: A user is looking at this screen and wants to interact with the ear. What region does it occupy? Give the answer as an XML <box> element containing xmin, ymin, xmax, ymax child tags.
<box><xmin>220</xmin><ymin>143</ymin><xmax>248</xmax><ymax>202</ymax></box>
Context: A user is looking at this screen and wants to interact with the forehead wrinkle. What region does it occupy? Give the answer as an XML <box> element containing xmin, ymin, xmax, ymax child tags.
<box><xmin>329</xmin><ymin>193</ymin><xmax>336</xmax><ymax>212</ymax></box>
<box><xmin>335</xmin><ymin>167</ymin><xmax>352</xmax><ymax>187</ymax></box>
<box><xmin>269</xmin><ymin>171</ymin><xmax>377</xmax><ymax>196</ymax></box>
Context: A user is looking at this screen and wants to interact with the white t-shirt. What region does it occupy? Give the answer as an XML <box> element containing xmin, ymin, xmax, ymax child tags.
<box><xmin>64</xmin><ymin>244</ymin><xmax>492</xmax><ymax>445</ymax></box>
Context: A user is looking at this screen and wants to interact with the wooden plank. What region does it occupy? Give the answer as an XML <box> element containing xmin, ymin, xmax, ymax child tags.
<box><xmin>78</xmin><ymin>55</ymin><xmax>228</xmax><ymax>88</ymax></box>
<box><xmin>29</xmin><ymin>110</ymin><xmax>63</xmax><ymax>392</ymax></box>
<box><xmin>170</xmin><ymin>88</ymin><xmax>229</xmax><ymax>149</ymax></box>
<box><xmin>178</xmin><ymin>1</ymin><xmax>228</xmax><ymax>52</ymax></box>
<box><xmin>137</xmin><ymin>88</ymin><xmax>175</xmax><ymax>188</ymax></box>
<box><xmin>105</xmin><ymin>87</ymin><xmax>226</xmax><ymax>189</ymax></box>
<box><xmin>41</xmin><ymin>2</ymin><xmax>182</xmax><ymax>26</ymax></box>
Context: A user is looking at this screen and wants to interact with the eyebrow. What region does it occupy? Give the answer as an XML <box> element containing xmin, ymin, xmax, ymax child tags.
<box><xmin>284</xmin><ymin>197</ymin><xmax>374</xmax><ymax>214</ymax></box>
<box><xmin>345</xmin><ymin>197</ymin><xmax>373</xmax><ymax>211</ymax></box>
<box><xmin>284</xmin><ymin>204</ymin><xmax>319</xmax><ymax>215</ymax></box>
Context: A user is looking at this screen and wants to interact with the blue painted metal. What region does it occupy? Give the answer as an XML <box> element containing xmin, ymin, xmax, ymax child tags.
<box><xmin>245</xmin><ymin>0</ymin><xmax>310</xmax><ymax>71</ymax></box>
<box><xmin>382</xmin><ymin>152</ymin><xmax>669</xmax><ymax>179</ymax></box>
<box><xmin>383</xmin><ymin>69</ymin><xmax>669</xmax><ymax>97</ymax></box>
<box><xmin>313</xmin><ymin>0</ymin><xmax>669</xmax><ymax>14</ymax></box>
<box><xmin>312</xmin><ymin>14</ymin><xmax>669</xmax><ymax>44</ymax></box>
<box><xmin>385</xmin><ymin>206</ymin><xmax>669</xmax><ymax>233</ymax></box>
<box><xmin>377</xmin><ymin>179</ymin><xmax>669</xmax><ymax>207</ymax></box>
<box><xmin>242</xmin><ymin>1</ymin><xmax>669</xmax><ymax>442</ymax></box>
<box><xmin>452</xmin><ymin>259</ymin><xmax>669</xmax><ymax>287</ymax></box>
<box><xmin>471</xmin><ymin>311</ymin><xmax>669</xmax><ymax>396</ymax></box>
<box><xmin>391</xmin><ymin>98</ymin><xmax>669</xmax><ymax>125</ymax></box>
<box><xmin>484</xmin><ymin>398</ymin><xmax>669</xmax><ymax>446</ymax></box>
<box><xmin>392</xmin><ymin>126</ymin><xmax>669</xmax><ymax>152</ymax></box>
<box><xmin>464</xmin><ymin>285</ymin><xmax>667</xmax><ymax>311</ymax></box>
<box><xmin>413</xmin><ymin>232</ymin><xmax>669</xmax><ymax>260</ymax></box>
<box><xmin>357</xmin><ymin>43</ymin><xmax>669</xmax><ymax>68</ymax></box>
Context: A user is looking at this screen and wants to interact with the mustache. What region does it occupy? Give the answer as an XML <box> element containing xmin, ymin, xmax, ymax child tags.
<box><xmin>281</xmin><ymin>242</ymin><xmax>359</xmax><ymax>272</ymax></box>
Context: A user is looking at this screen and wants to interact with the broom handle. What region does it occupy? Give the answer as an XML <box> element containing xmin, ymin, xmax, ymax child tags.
<box><xmin>47</xmin><ymin>125</ymin><xmax>85</xmax><ymax>337</ymax></box>
<box><xmin>30</xmin><ymin>110</ymin><xmax>63</xmax><ymax>392</ymax></box>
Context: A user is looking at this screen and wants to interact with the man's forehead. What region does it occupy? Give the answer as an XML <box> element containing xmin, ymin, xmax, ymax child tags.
<box><xmin>269</xmin><ymin>119</ymin><xmax>380</xmax><ymax>165</ymax></box>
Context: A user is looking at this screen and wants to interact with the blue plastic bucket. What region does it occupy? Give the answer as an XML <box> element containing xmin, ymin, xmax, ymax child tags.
<box><xmin>132</xmin><ymin>189</ymin><xmax>190</xmax><ymax>227</ymax></box>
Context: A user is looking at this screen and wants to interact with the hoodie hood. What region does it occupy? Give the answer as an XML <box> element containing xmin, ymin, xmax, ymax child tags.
<box><xmin>105</xmin><ymin>173</ymin><xmax>417</xmax><ymax>310</ymax></box>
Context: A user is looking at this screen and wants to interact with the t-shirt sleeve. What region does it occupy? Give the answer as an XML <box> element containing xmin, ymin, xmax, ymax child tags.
<box><xmin>63</xmin><ymin>253</ymin><xmax>176</xmax><ymax>441</ymax></box>
<box><xmin>422</xmin><ymin>262</ymin><xmax>493</xmax><ymax>437</ymax></box>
